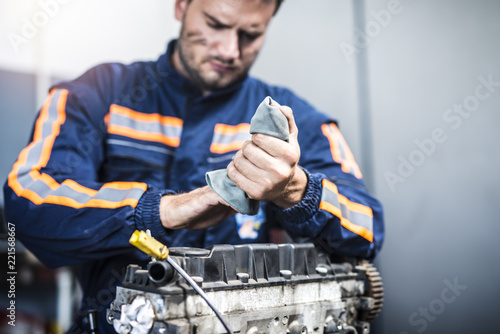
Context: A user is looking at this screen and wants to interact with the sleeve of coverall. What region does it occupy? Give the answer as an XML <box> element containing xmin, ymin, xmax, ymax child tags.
<box><xmin>2</xmin><ymin>89</ymin><xmax>167</xmax><ymax>268</ymax></box>
<box><xmin>267</xmin><ymin>102</ymin><xmax>384</xmax><ymax>260</ymax></box>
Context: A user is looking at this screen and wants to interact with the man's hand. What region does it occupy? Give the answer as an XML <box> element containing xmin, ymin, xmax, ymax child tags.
<box><xmin>160</xmin><ymin>186</ymin><xmax>236</xmax><ymax>230</ymax></box>
<box><xmin>227</xmin><ymin>105</ymin><xmax>308</xmax><ymax>209</ymax></box>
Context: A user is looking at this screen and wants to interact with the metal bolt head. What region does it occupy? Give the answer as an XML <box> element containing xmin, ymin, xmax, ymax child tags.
<box><xmin>237</xmin><ymin>272</ymin><xmax>249</xmax><ymax>283</ymax></box>
<box><xmin>316</xmin><ymin>266</ymin><xmax>328</xmax><ymax>276</ymax></box>
<box><xmin>280</xmin><ymin>270</ymin><xmax>292</xmax><ymax>279</ymax></box>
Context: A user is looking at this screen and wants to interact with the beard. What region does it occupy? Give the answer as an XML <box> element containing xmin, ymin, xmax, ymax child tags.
<box><xmin>176</xmin><ymin>35</ymin><xmax>251</xmax><ymax>94</ymax></box>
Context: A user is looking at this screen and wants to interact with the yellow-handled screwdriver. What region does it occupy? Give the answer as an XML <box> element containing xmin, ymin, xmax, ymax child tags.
<box><xmin>129</xmin><ymin>230</ymin><xmax>169</xmax><ymax>260</ymax></box>
<box><xmin>129</xmin><ymin>230</ymin><xmax>233</xmax><ymax>334</ymax></box>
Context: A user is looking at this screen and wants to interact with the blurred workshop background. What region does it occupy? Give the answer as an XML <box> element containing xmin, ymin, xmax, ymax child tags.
<box><xmin>1</xmin><ymin>0</ymin><xmax>499</xmax><ymax>333</ymax></box>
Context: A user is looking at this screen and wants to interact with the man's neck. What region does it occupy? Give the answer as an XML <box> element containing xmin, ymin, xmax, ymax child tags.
<box><xmin>171</xmin><ymin>48</ymin><xmax>212</xmax><ymax>96</ymax></box>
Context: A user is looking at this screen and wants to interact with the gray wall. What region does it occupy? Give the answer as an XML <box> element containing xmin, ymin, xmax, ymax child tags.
<box><xmin>252</xmin><ymin>0</ymin><xmax>362</xmax><ymax>166</ymax></box>
<box><xmin>368</xmin><ymin>1</ymin><xmax>500</xmax><ymax>333</ymax></box>
<box><xmin>255</xmin><ymin>1</ymin><xmax>500</xmax><ymax>333</ymax></box>
<box><xmin>0</xmin><ymin>70</ymin><xmax>37</xmax><ymax>207</ymax></box>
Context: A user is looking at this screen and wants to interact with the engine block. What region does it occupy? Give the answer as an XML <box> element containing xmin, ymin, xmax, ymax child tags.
<box><xmin>108</xmin><ymin>243</ymin><xmax>382</xmax><ymax>334</ymax></box>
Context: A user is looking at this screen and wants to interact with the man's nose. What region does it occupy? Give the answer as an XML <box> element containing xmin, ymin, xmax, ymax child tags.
<box><xmin>217</xmin><ymin>30</ymin><xmax>240</xmax><ymax>61</ymax></box>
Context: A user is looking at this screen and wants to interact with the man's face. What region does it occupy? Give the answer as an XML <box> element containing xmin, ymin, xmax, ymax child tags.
<box><xmin>173</xmin><ymin>0</ymin><xmax>276</xmax><ymax>95</ymax></box>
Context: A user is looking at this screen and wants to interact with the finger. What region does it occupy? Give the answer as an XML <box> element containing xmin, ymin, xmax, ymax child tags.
<box><xmin>275</xmin><ymin>105</ymin><xmax>298</xmax><ymax>139</ymax></box>
<box><xmin>241</xmin><ymin>138</ymin><xmax>290</xmax><ymax>171</ymax></box>
<box><xmin>238</xmin><ymin>144</ymin><xmax>294</xmax><ymax>190</ymax></box>
<box><xmin>232</xmin><ymin>148</ymin><xmax>264</xmax><ymax>180</ymax></box>
<box><xmin>226</xmin><ymin>160</ymin><xmax>263</xmax><ymax>199</ymax></box>
<box><xmin>251</xmin><ymin>134</ymin><xmax>300</xmax><ymax>165</ymax></box>
<box><xmin>233</xmin><ymin>146</ymin><xmax>290</xmax><ymax>188</ymax></box>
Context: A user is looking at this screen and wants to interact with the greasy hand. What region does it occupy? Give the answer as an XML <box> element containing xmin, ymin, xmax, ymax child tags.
<box><xmin>160</xmin><ymin>186</ymin><xmax>236</xmax><ymax>230</ymax></box>
<box><xmin>227</xmin><ymin>105</ymin><xmax>307</xmax><ymax>209</ymax></box>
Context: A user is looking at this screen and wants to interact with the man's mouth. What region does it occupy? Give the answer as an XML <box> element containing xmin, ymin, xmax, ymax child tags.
<box><xmin>209</xmin><ymin>61</ymin><xmax>235</xmax><ymax>73</ymax></box>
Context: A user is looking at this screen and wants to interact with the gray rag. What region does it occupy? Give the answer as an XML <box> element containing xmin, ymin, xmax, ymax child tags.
<box><xmin>205</xmin><ymin>96</ymin><xmax>289</xmax><ymax>215</ymax></box>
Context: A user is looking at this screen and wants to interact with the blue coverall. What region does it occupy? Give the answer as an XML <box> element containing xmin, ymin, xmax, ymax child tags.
<box><xmin>3</xmin><ymin>40</ymin><xmax>384</xmax><ymax>333</ymax></box>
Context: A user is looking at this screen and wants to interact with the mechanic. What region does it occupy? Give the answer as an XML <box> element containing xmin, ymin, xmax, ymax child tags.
<box><xmin>3</xmin><ymin>0</ymin><xmax>384</xmax><ymax>332</ymax></box>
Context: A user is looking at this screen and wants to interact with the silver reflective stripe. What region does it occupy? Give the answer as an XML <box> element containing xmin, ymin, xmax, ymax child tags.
<box><xmin>326</xmin><ymin>124</ymin><xmax>347</xmax><ymax>164</ymax></box>
<box><xmin>320</xmin><ymin>180</ymin><xmax>373</xmax><ymax>234</ymax></box>
<box><xmin>321</xmin><ymin>183</ymin><xmax>340</xmax><ymax>209</ymax></box>
<box><xmin>16</xmin><ymin>89</ymin><xmax>64</xmax><ymax>188</ymax></box>
<box><xmin>28</xmin><ymin>181</ymin><xmax>90</xmax><ymax>204</ymax></box>
<box><xmin>13</xmin><ymin>89</ymin><xmax>146</xmax><ymax>207</ymax></box>
<box><xmin>93</xmin><ymin>187</ymin><xmax>146</xmax><ymax>202</ymax></box>
<box><xmin>17</xmin><ymin>89</ymin><xmax>64</xmax><ymax>177</ymax></box>
<box><xmin>108</xmin><ymin>106</ymin><xmax>182</xmax><ymax>146</ymax></box>
<box><xmin>335</xmin><ymin>130</ymin><xmax>348</xmax><ymax>163</ymax></box>
<box><xmin>107</xmin><ymin>138</ymin><xmax>175</xmax><ymax>156</ymax></box>
<box><xmin>212</xmin><ymin>131</ymin><xmax>251</xmax><ymax>146</ymax></box>
<box><xmin>339</xmin><ymin>202</ymin><xmax>373</xmax><ymax>233</ymax></box>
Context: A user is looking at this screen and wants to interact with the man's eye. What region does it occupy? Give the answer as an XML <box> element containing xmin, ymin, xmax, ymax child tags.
<box><xmin>208</xmin><ymin>22</ymin><xmax>224</xmax><ymax>30</ymax></box>
<box><xmin>241</xmin><ymin>32</ymin><xmax>260</xmax><ymax>41</ymax></box>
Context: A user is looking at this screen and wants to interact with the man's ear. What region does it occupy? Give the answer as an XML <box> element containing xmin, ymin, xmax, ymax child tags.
<box><xmin>174</xmin><ymin>0</ymin><xmax>188</xmax><ymax>21</ymax></box>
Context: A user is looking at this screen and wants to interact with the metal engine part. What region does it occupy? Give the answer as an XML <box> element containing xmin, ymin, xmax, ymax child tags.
<box><xmin>108</xmin><ymin>243</ymin><xmax>383</xmax><ymax>334</ymax></box>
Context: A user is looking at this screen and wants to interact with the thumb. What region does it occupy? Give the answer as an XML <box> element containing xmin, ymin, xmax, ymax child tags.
<box><xmin>276</xmin><ymin>105</ymin><xmax>298</xmax><ymax>141</ymax></box>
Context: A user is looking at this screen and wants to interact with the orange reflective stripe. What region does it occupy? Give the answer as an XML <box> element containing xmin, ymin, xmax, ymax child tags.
<box><xmin>321</xmin><ymin>123</ymin><xmax>363</xmax><ymax>179</ymax></box>
<box><xmin>321</xmin><ymin>123</ymin><xmax>342</xmax><ymax>162</ymax></box>
<box><xmin>340</xmin><ymin>218</ymin><xmax>373</xmax><ymax>242</ymax></box>
<box><xmin>7</xmin><ymin>89</ymin><xmax>148</xmax><ymax>210</ymax></box>
<box><xmin>210</xmin><ymin>123</ymin><xmax>251</xmax><ymax>154</ymax></box>
<box><xmin>61</xmin><ymin>179</ymin><xmax>99</xmax><ymax>197</ymax></box>
<box><xmin>107</xmin><ymin>124</ymin><xmax>181</xmax><ymax>147</ymax></box>
<box><xmin>101</xmin><ymin>181</ymin><xmax>148</xmax><ymax>190</ymax></box>
<box><xmin>40</xmin><ymin>91</ymin><xmax>67</xmax><ymax>169</ymax></box>
<box><xmin>104</xmin><ymin>113</ymin><xmax>110</xmax><ymax>125</ymax></box>
<box><xmin>38</xmin><ymin>173</ymin><xmax>60</xmax><ymax>191</ymax></box>
<box><xmin>18</xmin><ymin>193</ymin><xmax>142</xmax><ymax>209</ymax></box>
<box><xmin>337</xmin><ymin>133</ymin><xmax>362</xmax><ymax>179</ymax></box>
<box><xmin>319</xmin><ymin>179</ymin><xmax>374</xmax><ymax>242</ymax></box>
<box><xmin>107</xmin><ymin>104</ymin><xmax>183</xmax><ymax>147</ymax></box>
<box><xmin>210</xmin><ymin>141</ymin><xmax>246</xmax><ymax>154</ymax></box>
<box><xmin>33</xmin><ymin>92</ymin><xmax>52</xmax><ymax>142</ymax></box>
<box><xmin>338</xmin><ymin>194</ymin><xmax>373</xmax><ymax>217</ymax></box>
<box><xmin>214</xmin><ymin>123</ymin><xmax>251</xmax><ymax>135</ymax></box>
<box><xmin>321</xmin><ymin>180</ymin><xmax>374</xmax><ymax>218</ymax></box>
<box><xmin>8</xmin><ymin>89</ymin><xmax>64</xmax><ymax>194</ymax></box>
<box><xmin>319</xmin><ymin>201</ymin><xmax>342</xmax><ymax>218</ymax></box>
<box><xmin>322</xmin><ymin>176</ymin><xmax>339</xmax><ymax>193</ymax></box>
<box><xmin>110</xmin><ymin>104</ymin><xmax>183</xmax><ymax>127</ymax></box>
<box><xmin>8</xmin><ymin>149</ymin><xmax>28</xmax><ymax>195</ymax></box>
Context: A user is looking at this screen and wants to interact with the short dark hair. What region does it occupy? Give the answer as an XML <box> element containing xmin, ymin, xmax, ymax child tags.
<box><xmin>186</xmin><ymin>0</ymin><xmax>284</xmax><ymax>16</ymax></box>
<box><xmin>274</xmin><ymin>0</ymin><xmax>284</xmax><ymax>15</ymax></box>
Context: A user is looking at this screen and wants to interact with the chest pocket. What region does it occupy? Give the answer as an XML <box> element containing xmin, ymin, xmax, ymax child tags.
<box><xmin>100</xmin><ymin>104</ymin><xmax>182</xmax><ymax>188</ymax></box>
<box><xmin>208</xmin><ymin>123</ymin><xmax>251</xmax><ymax>170</ymax></box>
<box><xmin>101</xmin><ymin>138</ymin><xmax>174</xmax><ymax>187</ymax></box>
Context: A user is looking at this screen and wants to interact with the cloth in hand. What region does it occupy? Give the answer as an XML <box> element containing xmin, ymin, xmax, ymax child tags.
<box><xmin>205</xmin><ymin>96</ymin><xmax>289</xmax><ymax>215</ymax></box>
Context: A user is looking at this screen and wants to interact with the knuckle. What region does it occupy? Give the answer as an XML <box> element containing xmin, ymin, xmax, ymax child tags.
<box><xmin>247</xmin><ymin>191</ymin><xmax>258</xmax><ymax>200</ymax></box>
<box><xmin>252</xmin><ymin>133</ymin><xmax>264</xmax><ymax>145</ymax></box>
<box><xmin>241</xmin><ymin>141</ymin><xmax>253</xmax><ymax>155</ymax></box>
<box><xmin>283</xmin><ymin>149</ymin><xmax>299</xmax><ymax>163</ymax></box>
<box><xmin>262</xmin><ymin>177</ymin><xmax>274</xmax><ymax>191</ymax></box>
<box><xmin>226</xmin><ymin>163</ymin><xmax>236</xmax><ymax>178</ymax></box>
<box><xmin>276</xmin><ymin>169</ymin><xmax>289</xmax><ymax>181</ymax></box>
<box><xmin>271</xmin><ymin>163</ymin><xmax>290</xmax><ymax>180</ymax></box>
